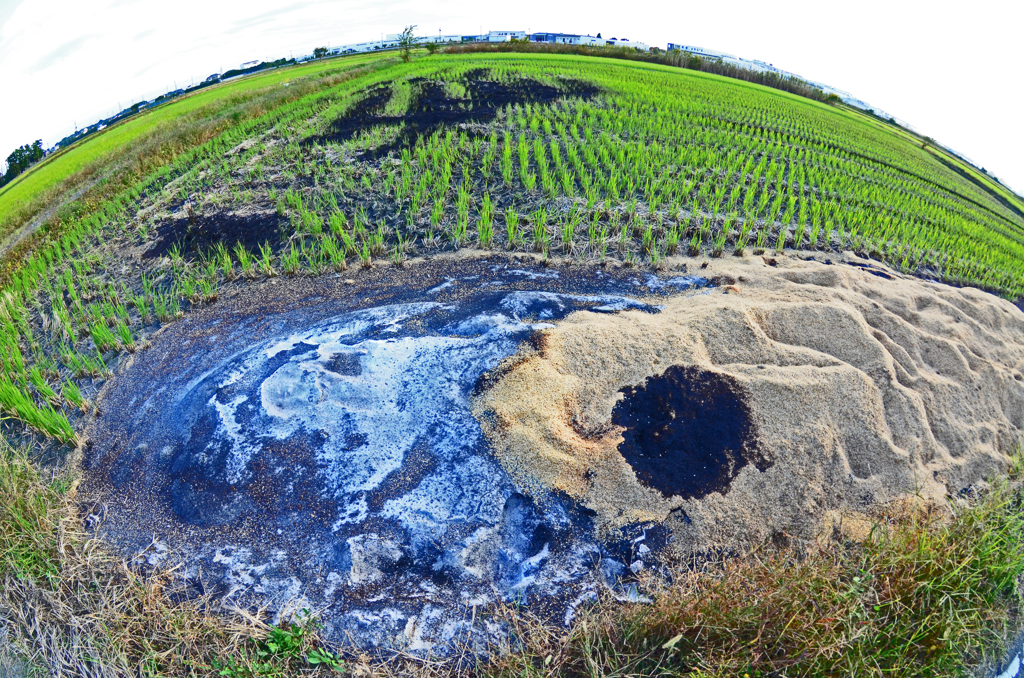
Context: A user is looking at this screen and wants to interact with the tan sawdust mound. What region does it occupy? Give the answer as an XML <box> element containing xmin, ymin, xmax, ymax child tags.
<box><xmin>471</xmin><ymin>254</ymin><xmax>1024</xmax><ymax>553</ymax></box>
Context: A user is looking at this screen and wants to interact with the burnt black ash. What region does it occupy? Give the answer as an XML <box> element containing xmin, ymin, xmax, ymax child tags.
<box><xmin>613</xmin><ymin>365</ymin><xmax>768</xmax><ymax>500</ymax></box>
<box><xmin>143</xmin><ymin>211</ymin><xmax>284</xmax><ymax>261</ymax></box>
<box><xmin>312</xmin><ymin>69</ymin><xmax>600</xmax><ymax>156</ymax></box>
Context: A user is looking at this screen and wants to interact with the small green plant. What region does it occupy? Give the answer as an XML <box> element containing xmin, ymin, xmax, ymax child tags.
<box><xmin>90</xmin><ymin>321</ymin><xmax>119</xmax><ymax>353</ymax></box>
<box><xmin>61</xmin><ymin>379</ymin><xmax>86</xmax><ymax>412</ymax></box>
<box><xmin>478</xmin><ymin>193</ymin><xmax>494</xmax><ymax>249</ymax></box>
<box><xmin>390</xmin><ymin>244</ymin><xmax>405</xmax><ymax>267</ymax></box>
<box><xmin>281</xmin><ymin>242</ymin><xmax>302</xmax><ymax>275</ymax></box>
<box><xmin>560</xmin><ymin>213</ymin><xmax>577</xmax><ymax>255</ymax></box>
<box><xmin>665</xmin><ymin>224</ymin><xmax>681</xmax><ymax>256</ymax></box>
<box><xmin>321</xmin><ymin>236</ymin><xmax>347</xmax><ymax>271</ymax></box>
<box><xmin>329</xmin><ymin>210</ymin><xmax>348</xmax><ymax>237</ymax></box>
<box><xmin>531</xmin><ymin>209</ymin><xmax>548</xmax><ymax>253</ymax></box>
<box><xmin>198</xmin><ymin>277</ymin><xmax>218</xmax><ymax>302</ymax></box>
<box><xmin>115</xmin><ymin>321</ymin><xmax>136</xmax><ymax>352</ymax></box>
<box><xmin>211</xmin><ymin>615</ymin><xmax>345</xmax><ymax>678</ymax></box>
<box><xmin>234</xmin><ymin>242</ymin><xmax>255</xmax><ymax>278</ymax></box>
<box><xmin>712</xmin><ymin>229</ymin><xmax>727</xmax><ymax>258</ymax></box>
<box><xmin>505</xmin><ymin>206</ymin><xmax>521</xmax><ymax>249</ymax></box>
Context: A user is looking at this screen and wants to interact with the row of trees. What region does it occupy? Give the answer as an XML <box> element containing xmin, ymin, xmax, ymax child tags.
<box><xmin>1</xmin><ymin>140</ymin><xmax>45</xmax><ymax>189</ymax></box>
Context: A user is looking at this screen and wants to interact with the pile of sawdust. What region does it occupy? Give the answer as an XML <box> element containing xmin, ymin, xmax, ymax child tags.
<box><xmin>472</xmin><ymin>254</ymin><xmax>1024</xmax><ymax>553</ymax></box>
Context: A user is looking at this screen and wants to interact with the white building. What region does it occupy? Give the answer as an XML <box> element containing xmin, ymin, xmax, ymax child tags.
<box><xmin>530</xmin><ymin>32</ymin><xmax>581</xmax><ymax>44</ymax></box>
<box><xmin>418</xmin><ymin>33</ymin><xmax>463</xmax><ymax>44</ymax></box>
<box><xmin>606</xmin><ymin>37</ymin><xmax>650</xmax><ymax>50</ymax></box>
<box><xmin>666</xmin><ymin>43</ymin><xmax>735</xmax><ymax>59</ymax></box>
<box><xmin>530</xmin><ymin>32</ymin><xmax>612</xmax><ymax>46</ymax></box>
<box><xmin>488</xmin><ymin>30</ymin><xmax>526</xmax><ymax>42</ymax></box>
<box><xmin>334</xmin><ymin>36</ymin><xmax>401</xmax><ymax>53</ymax></box>
<box><xmin>334</xmin><ymin>31</ymin><xmax>482</xmax><ymax>54</ymax></box>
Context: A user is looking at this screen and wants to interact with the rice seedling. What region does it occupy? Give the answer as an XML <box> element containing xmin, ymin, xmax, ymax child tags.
<box><xmin>28</xmin><ymin>367</ymin><xmax>58</xmax><ymax>407</ymax></box>
<box><xmin>688</xmin><ymin>230</ymin><xmax>701</xmax><ymax>257</ymax></box>
<box><xmin>234</xmin><ymin>242</ymin><xmax>255</xmax><ymax>278</ymax></box>
<box><xmin>61</xmin><ymin>379</ymin><xmax>87</xmax><ymax>412</ymax></box>
<box><xmin>665</xmin><ymin>223</ymin><xmax>681</xmax><ymax>256</ymax></box>
<box><xmin>775</xmin><ymin>227</ymin><xmax>787</xmax><ymax>253</ymax></box>
<box><xmin>478</xmin><ymin>193</ymin><xmax>495</xmax><ymax>249</ymax></box>
<box><xmin>90</xmin><ymin>321</ymin><xmax>119</xmax><ymax>354</ymax></box>
<box><xmin>301</xmin><ymin>238</ymin><xmax>325</xmax><ymax>275</ymax></box>
<box><xmin>505</xmin><ymin>206</ymin><xmax>521</xmax><ymax>249</ymax></box>
<box><xmin>712</xmin><ymin>229</ymin><xmax>728</xmax><ymax>258</ymax></box>
<box><xmin>258</xmin><ymin>241</ymin><xmax>276</xmax><ymax>276</ymax></box>
<box><xmin>281</xmin><ymin>242</ymin><xmax>302</xmax><ymax>275</ymax></box>
<box><xmin>641</xmin><ymin>223</ymin><xmax>655</xmax><ymax>255</ymax></box>
<box><xmin>531</xmin><ymin>208</ymin><xmax>548</xmax><ymax>253</ymax></box>
<box><xmin>321</xmin><ymin>236</ymin><xmax>347</xmax><ymax>271</ymax></box>
<box><xmin>358</xmin><ymin>242</ymin><xmax>372</xmax><ymax>268</ymax></box>
<box><xmin>560</xmin><ymin>211</ymin><xmax>578</xmax><ymax>254</ymax></box>
<box><xmin>0</xmin><ymin>379</ymin><xmax>76</xmax><ymax>443</ymax></box>
<box><xmin>197</xmin><ymin>277</ymin><xmax>218</xmax><ymax>302</ymax></box>
<box><xmin>115</xmin><ymin>321</ymin><xmax>136</xmax><ymax>352</ymax></box>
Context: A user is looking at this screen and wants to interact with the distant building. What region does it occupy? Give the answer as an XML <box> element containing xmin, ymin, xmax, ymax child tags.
<box><xmin>531</xmin><ymin>32</ymin><xmax>581</xmax><ymax>44</ymax></box>
<box><xmin>488</xmin><ymin>30</ymin><xmax>527</xmax><ymax>42</ymax></box>
<box><xmin>530</xmin><ymin>32</ymin><xmax>645</xmax><ymax>48</ymax></box>
<box><xmin>607</xmin><ymin>37</ymin><xmax>650</xmax><ymax>50</ymax></box>
<box><xmin>240</xmin><ymin>60</ymin><xmax>262</xmax><ymax>69</ymax></box>
<box><xmin>667</xmin><ymin>43</ymin><xmax>735</xmax><ymax>59</ymax></box>
<box><xmin>335</xmin><ymin>37</ymin><xmax>400</xmax><ymax>53</ymax></box>
<box><xmin>418</xmin><ymin>34</ymin><xmax>463</xmax><ymax>45</ymax></box>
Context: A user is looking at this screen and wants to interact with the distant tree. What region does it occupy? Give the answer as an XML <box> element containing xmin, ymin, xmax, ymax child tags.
<box><xmin>1</xmin><ymin>140</ymin><xmax>45</xmax><ymax>187</ymax></box>
<box><xmin>399</xmin><ymin>25</ymin><xmax>417</xmax><ymax>62</ymax></box>
<box><xmin>425</xmin><ymin>41</ymin><xmax>439</xmax><ymax>54</ymax></box>
<box><xmin>596</xmin><ymin>32</ymin><xmax>602</xmax><ymax>38</ymax></box>
<box><xmin>313</xmin><ymin>46</ymin><xmax>329</xmax><ymax>59</ymax></box>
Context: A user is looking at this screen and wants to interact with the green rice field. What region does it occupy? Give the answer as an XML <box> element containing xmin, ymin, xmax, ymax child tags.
<box><xmin>2</xmin><ymin>49</ymin><xmax>1024</xmax><ymax>446</ymax></box>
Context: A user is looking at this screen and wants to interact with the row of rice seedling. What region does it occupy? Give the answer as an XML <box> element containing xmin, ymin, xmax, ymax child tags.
<box><xmin>239</xmin><ymin>55</ymin><xmax>1022</xmax><ymax>294</ymax></box>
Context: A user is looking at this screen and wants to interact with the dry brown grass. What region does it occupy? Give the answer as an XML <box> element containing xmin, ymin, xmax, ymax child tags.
<box><xmin>3</xmin><ymin>429</ymin><xmax>1022</xmax><ymax>677</ymax></box>
<box><xmin>0</xmin><ymin>435</ymin><xmax>316</xmax><ymax>677</ymax></box>
<box><xmin>484</xmin><ymin>483</ymin><xmax>1024</xmax><ymax>678</ymax></box>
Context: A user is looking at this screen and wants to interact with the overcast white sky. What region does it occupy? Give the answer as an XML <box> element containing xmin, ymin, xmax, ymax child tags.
<box><xmin>1</xmin><ymin>0</ymin><xmax>1022</xmax><ymax>193</ymax></box>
